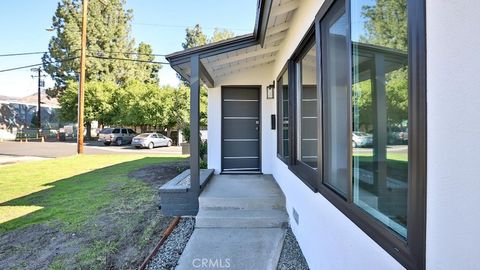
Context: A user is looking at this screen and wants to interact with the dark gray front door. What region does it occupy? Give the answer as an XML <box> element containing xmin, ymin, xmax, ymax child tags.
<box><xmin>222</xmin><ymin>86</ymin><xmax>260</xmax><ymax>172</ymax></box>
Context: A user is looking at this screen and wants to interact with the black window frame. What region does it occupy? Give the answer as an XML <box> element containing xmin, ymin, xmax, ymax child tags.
<box><xmin>289</xmin><ymin>28</ymin><xmax>321</xmax><ymax>191</ymax></box>
<box><xmin>274</xmin><ymin>0</ymin><xmax>426</xmax><ymax>268</ymax></box>
<box><xmin>276</xmin><ymin>64</ymin><xmax>290</xmax><ymax>165</ymax></box>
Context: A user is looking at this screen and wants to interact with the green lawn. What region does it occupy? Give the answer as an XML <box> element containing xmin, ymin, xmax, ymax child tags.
<box><xmin>353</xmin><ymin>151</ymin><xmax>408</xmax><ymax>162</ymax></box>
<box><xmin>0</xmin><ymin>154</ymin><xmax>187</xmax><ymax>269</ymax></box>
<box><xmin>0</xmin><ymin>154</ymin><xmax>182</xmax><ymax>231</ymax></box>
<box><xmin>353</xmin><ymin>150</ymin><xmax>408</xmax><ymax>181</ymax></box>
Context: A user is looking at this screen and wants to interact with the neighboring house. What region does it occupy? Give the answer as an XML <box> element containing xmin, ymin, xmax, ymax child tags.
<box><xmin>166</xmin><ymin>0</ymin><xmax>478</xmax><ymax>269</ymax></box>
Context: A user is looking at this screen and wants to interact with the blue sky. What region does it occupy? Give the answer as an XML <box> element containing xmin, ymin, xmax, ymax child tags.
<box><xmin>0</xmin><ymin>0</ymin><xmax>257</xmax><ymax>97</ymax></box>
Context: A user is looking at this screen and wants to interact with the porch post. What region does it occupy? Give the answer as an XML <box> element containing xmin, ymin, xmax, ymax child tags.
<box><xmin>190</xmin><ymin>54</ymin><xmax>200</xmax><ymax>213</ymax></box>
<box><xmin>372</xmin><ymin>53</ymin><xmax>388</xmax><ymax>212</ymax></box>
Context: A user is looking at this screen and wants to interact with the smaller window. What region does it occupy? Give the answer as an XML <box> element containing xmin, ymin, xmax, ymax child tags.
<box><xmin>277</xmin><ymin>68</ymin><xmax>290</xmax><ymax>162</ymax></box>
<box><xmin>112</xmin><ymin>129</ymin><xmax>120</xmax><ymax>134</ymax></box>
<box><xmin>321</xmin><ymin>1</ymin><xmax>350</xmax><ymax>197</ymax></box>
<box><xmin>296</xmin><ymin>42</ymin><xmax>318</xmax><ymax>170</ymax></box>
<box><xmin>152</xmin><ymin>134</ymin><xmax>158</xmax><ymax>138</ymax></box>
<box><xmin>99</xmin><ymin>128</ymin><xmax>113</xmax><ymax>134</ymax></box>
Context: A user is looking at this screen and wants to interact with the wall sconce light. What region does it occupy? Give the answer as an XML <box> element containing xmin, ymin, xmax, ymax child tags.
<box><xmin>266</xmin><ymin>80</ymin><xmax>275</xmax><ymax>99</ymax></box>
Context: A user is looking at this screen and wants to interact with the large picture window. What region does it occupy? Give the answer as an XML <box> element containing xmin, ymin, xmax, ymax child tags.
<box><xmin>276</xmin><ymin>0</ymin><xmax>425</xmax><ymax>268</ymax></box>
<box><xmin>351</xmin><ymin>0</ymin><xmax>409</xmax><ymax>238</ymax></box>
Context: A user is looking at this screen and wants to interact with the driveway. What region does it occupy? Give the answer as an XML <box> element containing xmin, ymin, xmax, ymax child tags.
<box><xmin>0</xmin><ymin>141</ymin><xmax>182</xmax><ymax>159</ymax></box>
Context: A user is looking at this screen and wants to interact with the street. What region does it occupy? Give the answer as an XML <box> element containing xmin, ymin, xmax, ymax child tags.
<box><xmin>0</xmin><ymin>141</ymin><xmax>182</xmax><ymax>163</ymax></box>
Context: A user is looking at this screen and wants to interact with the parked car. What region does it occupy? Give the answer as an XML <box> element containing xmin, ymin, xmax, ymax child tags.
<box><xmin>388</xmin><ymin>126</ymin><xmax>408</xmax><ymax>145</ymax></box>
<box><xmin>98</xmin><ymin>127</ymin><xmax>136</xmax><ymax>146</ymax></box>
<box><xmin>132</xmin><ymin>133</ymin><xmax>173</xmax><ymax>149</ymax></box>
<box><xmin>352</xmin><ymin>132</ymin><xmax>373</xmax><ymax>148</ymax></box>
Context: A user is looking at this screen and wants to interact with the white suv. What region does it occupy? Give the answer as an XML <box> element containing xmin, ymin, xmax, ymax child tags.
<box><xmin>98</xmin><ymin>128</ymin><xmax>136</xmax><ymax>146</ymax></box>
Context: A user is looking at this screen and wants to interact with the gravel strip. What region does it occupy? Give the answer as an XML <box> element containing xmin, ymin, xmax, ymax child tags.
<box><xmin>146</xmin><ymin>217</ymin><xmax>195</xmax><ymax>270</ymax></box>
<box><xmin>277</xmin><ymin>228</ymin><xmax>309</xmax><ymax>270</ymax></box>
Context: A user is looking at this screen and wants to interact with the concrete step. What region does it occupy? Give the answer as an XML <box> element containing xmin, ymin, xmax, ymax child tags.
<box><xmin>196</xmin><ymin>209</ymin><xmax>289</xmax><ymax>228</ymax></box>
<box><xmin>199</xmin><ymin>174</ymin><xmax>286</xmax><ymax>210</ymax></box>
<box><xmin>199</xmin><ymin>195</ymin><xmax>285</xmax><ymax>210</ymax></box>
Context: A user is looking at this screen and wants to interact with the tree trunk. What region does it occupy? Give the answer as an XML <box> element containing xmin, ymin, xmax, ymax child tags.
<box><xmin>166</xmin><ymin>128</ymin><xmax>171</xmax><ymax>138</ymax></box>
<box><xmin>86</xmin><ymin>122</ymin><xmax>92</xmax><ymax>141</ymax></box>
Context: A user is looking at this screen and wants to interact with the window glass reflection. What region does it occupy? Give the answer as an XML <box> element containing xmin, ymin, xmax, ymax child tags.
<box><xmin>279</xmin><ymin>72</ymin><xmax>289</xmax><ymax>159</ymax></box>
<box><xmin>322</xmin><ymin>3</ymin><xmax>350</xmax><ymax>197</ymax></box>
<box><xmin>297</xmin><ymin>44</ymin><xmax>318</xmax><ymax>169</ymax></box>
<box><xmin>351</xmin><ymin>0</ymin><xmax>409</xmax><ymax>237</ymax></box>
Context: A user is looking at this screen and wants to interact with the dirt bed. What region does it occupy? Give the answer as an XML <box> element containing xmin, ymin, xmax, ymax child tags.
<box><xmin>0</xmin><ymin>161</ymin><xmax>188</xmax><ymax>270</ymax></box>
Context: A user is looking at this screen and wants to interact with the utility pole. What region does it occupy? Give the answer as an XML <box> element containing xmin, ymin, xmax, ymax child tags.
<box><xmin>37</xmin><ymin>68</ymin><xmax>41</xmax><ymax>129</ymax></box>
<box><xmin>31</xmin><ymin>68</ymin><xmax>45</xmax><ymax>129</ymax></box>
<box><xmin>77</xmin><ymin>0</ymin><xmax>88</xmax><ymax>154</ymax></box>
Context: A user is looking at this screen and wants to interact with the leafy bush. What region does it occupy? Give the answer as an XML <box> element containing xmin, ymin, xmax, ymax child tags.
<box><xmin>182</xmin><ymin>126</ymin><xmax>190</xmax><ymax>143</ymax></box>
<box><xmin>199</xmin><ymin>140</ymin><xmax>208</xmax><ymax>169</ymax></box>
<box><xmin>200</xmin><ymin>140</ymin><xmax>208</xmax><ymax>160</ymax></box>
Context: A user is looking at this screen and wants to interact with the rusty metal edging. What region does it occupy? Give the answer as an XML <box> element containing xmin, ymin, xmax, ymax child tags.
<box><xmin>138</xmin><ymin>216</ymin><xmax>181</xmax><ymax>270</ymax></box>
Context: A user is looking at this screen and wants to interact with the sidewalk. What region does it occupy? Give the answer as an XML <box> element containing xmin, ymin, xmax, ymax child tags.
<box><xmin>0</xmin><ymin>155</ymin><xmax>49</xmax><ymax>166</ymax></box>
<box><xmin>175</xmin><ymin>174</ymin><xmax>288</xmax><ymax>270</ymax></box>
<box><xmin>176</xmin><ymin>227</ymin><xmax>285</xmax><ymax>270</ymax></box>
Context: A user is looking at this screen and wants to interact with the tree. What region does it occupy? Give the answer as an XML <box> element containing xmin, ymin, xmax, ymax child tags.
<box><xmin>114</xmin><ymin>81</ymin><xmax>165</xmax><ymax>130</ymax></box>
<box><xmin>354</xmin><ymin>0</ymin><xmax>409</xmax><ymax>128</ymax></box>
<box><xmin>361</xmin><ymin>0</ymin><xmax>408</xmax><ymax>50</ymax></box>
<box><xmin>182</xmin><ymin>25</ymin><xmax>236</xmax><ymax>49</ymax></box>
<box><xmin>162</xmin><ymin>85</ymin><xmax>189</xmax><ymax>133</ymax></box>
<box><xmin>43</xmin><ymin>0</ymin><xmax>159</xmax><ymax>96</ymax></box>
<box><xmin>210</xmin><ymin>28</ymin><xmax>235</xmax><ymax>43</ymax></box>
<box><xmin>178</xmin><ymin>25</ymin><xmax>234</xmax><ymax>127</ymax></box>
<box><xmin>182</xmin><ymin>24</ymin><xmax>208</xmax><ymax>50</ymax></box>
<box><xmin>58</xmin><ymin>80</ymin><xmax>117</xmax><ymax>140</ymax></box>
<box><xmin>160</xmin><ymin>85</ymin><xmax>208</xmax><ymax>134</ymax></box>
<box><xmin>134</xmin><ymin>42</ymin><xmax>160</xmax><ymax>84</ymax></box>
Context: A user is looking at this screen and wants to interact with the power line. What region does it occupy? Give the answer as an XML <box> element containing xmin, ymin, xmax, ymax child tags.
<box><xmin>0</xmin><ymin>51</ymin><xmax>47</xmax><ymax>57</ymax></box>
<box><xmin>89</xmin><ymin>55</ymin><xmax>168</xmax><ymax>64</ymax></box>
<box><xmin>0</xmin><ymin>63</ymin><xmax>45</xmax><ymax>73</ymax></box>
<box><xmin>0</xmin><ymin>50</ymin><xmax>167</xmax><ymax>58</ymax></box>
<box><xmin>0</xmin><ymin>55</ymin><xmax>167</xmax><ymax>73</ymax></box>
<box><xmin>0</xmin><ymin>57</ymin><xmax>78</xmax><ymax>73</ymax></box>
<box><xmin>133</xmin><ymin>22</ymin><xmax>251</xmax><ymax>32</ymax></box>
<box><xmin>91</xmin><ymin>51</ymin><xmax>167</xmax><ymax>57</ymax></box>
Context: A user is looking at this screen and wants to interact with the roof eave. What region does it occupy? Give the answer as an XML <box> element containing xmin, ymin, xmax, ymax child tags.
<box><xmin>165</xmin><ymin>0</ymin><xmax>274</xmax><ymax>85</ymax></box>
<box><xmin>166</xmin><ymin>0</ymin><xmax>273</xmax><ymax>64</ymax></box>
<box><xmin>165</xmin><ymin>34</ymin><xmax>256</xmax><ymax>65</ymax></box>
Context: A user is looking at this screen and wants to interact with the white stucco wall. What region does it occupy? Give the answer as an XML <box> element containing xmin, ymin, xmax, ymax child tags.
<box><xmin>426</xmin><ymin>0</ymin><xmax>480</xmax><ymax>269</ymax></box>
<box><xmin>268</xmin><ymin>0</ymin><xmax>405</xmax><ymax>269</ymax></box>
<box><xmin>207</xmin><ymin>65</ymin><xmax>276</xmax><ymax>174</ymax></box>
<box><xmin>206</xmin><ymin>0</ymin><xmax>480</xmax><ymax>269</ymax></box>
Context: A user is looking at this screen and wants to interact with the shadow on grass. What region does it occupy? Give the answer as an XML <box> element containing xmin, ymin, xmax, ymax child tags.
<box><xmin>0</xmin><ymin>156</ymin><xmax>185</xmax><ymax>233</ymax></box>
<box><xmin>353</xmin><ymin>155</ymin><xmax>408</xmax><ymax>182</ymax></box>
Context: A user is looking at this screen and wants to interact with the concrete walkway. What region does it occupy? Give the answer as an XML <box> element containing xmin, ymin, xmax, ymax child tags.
<box><xmin>176</xmin><ymin>174</ymin><xmax>289</xmax><ymax>270</ymax></box>
<box><xmin>0</xmin><ymin>154</ymin><xmax>49</xmax><ymax>166</ymax></box>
